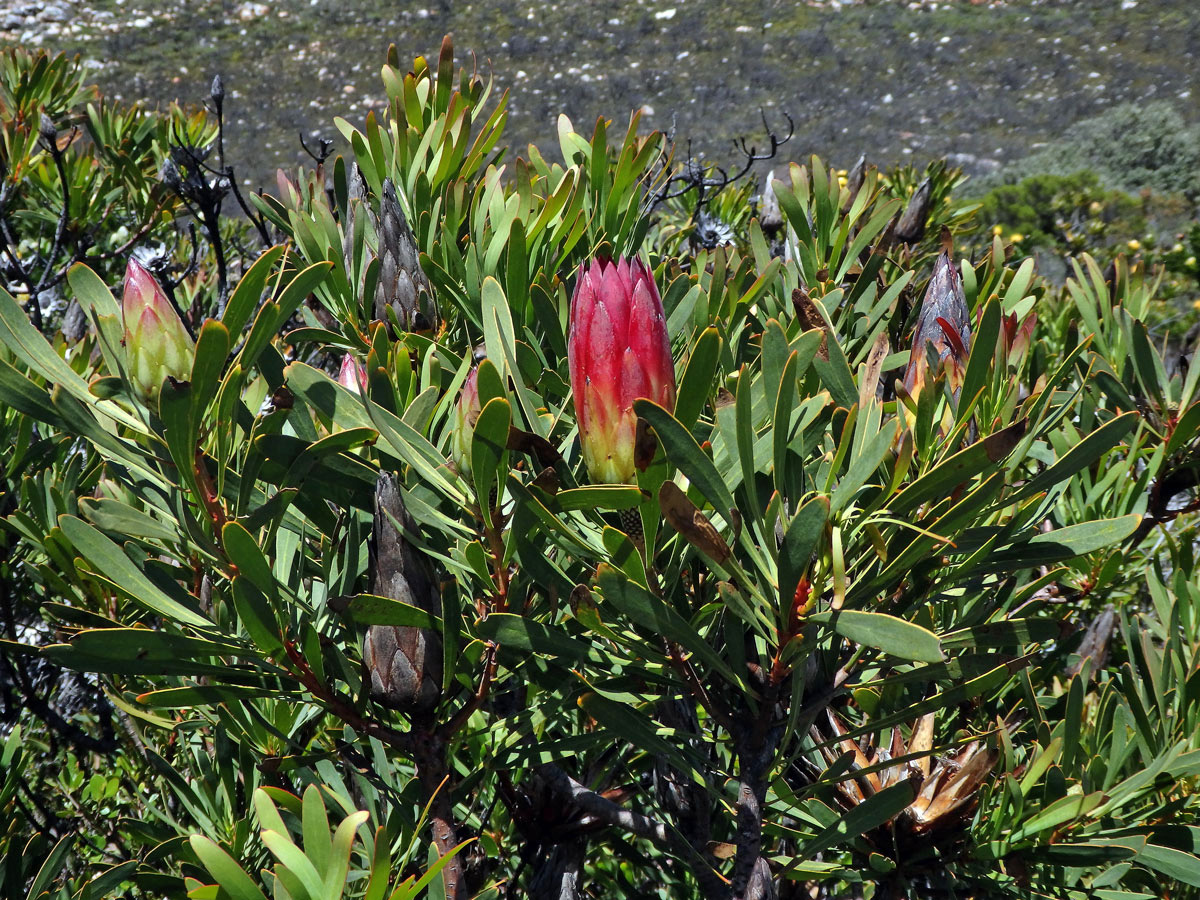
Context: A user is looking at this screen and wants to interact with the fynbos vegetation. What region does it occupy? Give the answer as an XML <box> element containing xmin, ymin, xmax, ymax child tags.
<box><xmin>3</xmin><ymin>39</ymin><xmax>1200</xmax><ymax>900</ymax></box>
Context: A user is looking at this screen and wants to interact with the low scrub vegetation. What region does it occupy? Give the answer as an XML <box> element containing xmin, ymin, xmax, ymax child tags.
<box><xmin>3</xmin><ymin>41</ymin><xmax>1200</xmax><ymax>900</ymax></box>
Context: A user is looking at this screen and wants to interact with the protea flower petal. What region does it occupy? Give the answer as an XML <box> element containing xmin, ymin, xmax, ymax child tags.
<box><xmin>338</xmin><ymin>354</ymin><xmax>368</xmax><ymax>394</ymax></box>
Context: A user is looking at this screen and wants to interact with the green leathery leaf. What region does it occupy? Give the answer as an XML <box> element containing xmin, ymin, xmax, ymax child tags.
<box><xmin>811</xmin><ymin>609</ymin><xmax>944</xmax><ymax>662</ymax></box>
<box><xmin>675</xmin><ymin>326</ymin><xmax>721</xmax><ymax>431</ymax></box>
<box><xmin>157</xmin><ymin>377</ymin><xmax>204</xmax><ymax>504</ymax></box>
<box><xmin>481</xmin><ymin>277</ymin><xmax>517</xmax><ymax>379</ymax></box>
<box><xmin>0</xmin><ymin>282</ymin><xmax>137</xmax><ymax>431</ymax></box>
<box><xmin>23</xmin><ymin>835</ymin><xmax>73</xmax><ymax>900</ymax></box>
<box><xmin>329</xmin><ymin>810</ymin><xmax>370</xmax><ymax>893</ymax></box>
<box><xmin>773</xmin><ymin>349</ymin><xmax>800</xmax><ymax>493</ymax></box>
<box><xmin>284</xmin><ymin>361</ymin><xmax>372</xmax><ymax>431</ymax></box>
<box><xmin>253</xmin><ymin>788</ymin><xmax>290</xmax><ymax>837</ymax></box>
<box><xmin>990</xmin><ymin>515</ymin><xmax>1141</xmax><ymax>567</ymax></box>
<box><xmin>795</xmin><ymin>781</ymin><xmax>916</xmax><ymax>865</ymax></box>
<box><xmin>340</xmin><ymin>594</ymin><xmax>440</xmax><ymax>629</ymax></box>
<box><xmin>633</xmin><ymin>398</ymin><xmax>736</xmax><ymax>523</ymax></box>
<box><xmin>1167</xmin><ymin>401</ymin><xmax>1200</xmax><ymax>458</ymax></box>
<box><xmin>78</xmin><ymin>498</ymin><xmax>178</xmax><ymax>543</ymax></box>
<box><xmin>475</xmin><ymin>613</ymin><xmax>594</xmax><ymax>664</ymax></box>
<box><xmin>1138</xmin><ymin>843</ymin><xmax>1200</xmax><ymax>888</ymax></box>
<box><xmin>813</xmin><ymin>333</ymin><xmax>858</xmax><ymax>409</ymax></box>
<box><xmin>1008</xmin><ymin>791</ymin><xmax>1104</xmax><ymax>842</ymax></box>
<box><xmin>1005</xmin><ymin>411</ymin><xmax>1139</xmax><ymax>505</ymax></box>
<box><xmin>190</xmin><ymin>319</ymin><xmax>231</xmax><ymax>430</ymax></box>
<box><xmin>367</xmin><ymin>400</ymin><xmax>465</xmax><ymax>503</ymax></box>
<box><xmin>597</xmin><ymin>564</ymin><xmax>741</xmax><ymax>685</ymax></box>
<box><xmin>222</xmin><ymin>522</ymin><xmax>276</xmax><ymax>600</ymax></box>
<box><xmin>891</xmin><ymin>418</ymin><xmax>1027</xmax><ymax>514</ymax></box>
<box><xmin>939</xmin><ymin>619</ymin><xmax>1062</xmax><ymax>649</ymax></box>
<box><xmin>778</xmin><ymin>496</ymin><xmax>829</xmax><ymax>616</ymax></box>
<box><xmin>577</xmin><ymin>691</ymin><xmax>684</xmax><ymax>765</ymax></box>
<box><xmin>261</xmin><ymin>827</ymin><xmax>325</xmax><ymax>900</ymax></box>
<box><xmin>555</xmin><ymin>485</ymin><xmax>643</xmax><ymax>511</ymax></box>
<box><xmin>301</xmin><ymin>785</ymin><xmax>333</xmax><ymax>887</ymax></box>
<box><xmin>0</xmin><ymin>356</ymin><xmax>65</xmax><ymax>429</ymax></box>
<box><xmin>231</xmin><ymin>576</ymin><xmax>284</xmax><ymax>657</ymax></box>
<box><xmin>189</xmin><ymin>836</ymin><xmax>270</xmax><ymax>900</ymax></box>
<box><xmin>960</xmin><ymin>295</ymin><xmax>1002</xmax><ymax>417</ymax></box>
<box><xmin>832</xmin><ymin>419</ymin><xmax>899</xmax><ymax>514</ymax></box>
<box><xmin>222</xmin><ymin>245</ymin><xmax>286</xmax><ymax>337</ymax></box>
<box><xmin>274</xmin><ymin>261</ymin><xmax>334</xmax><ymax>325</ymax></box>
<box><xmin>472</xmin><ymin>396</ymin><xmax>512</xmax><ymax>525</ymax></box>
<box><xmin>77</xmin><ymin>861</ymin><xmax>138</xmax><ymax>900</ymax></box>
<box><xmin>474</xmin><ymin>358</ymin><xmax>506</xmax><ymax>407</ymax></box>
<box><xmin>57</xmin><ymin>516</ymin><xmax>211</xmax><ymax>628</ymax></box>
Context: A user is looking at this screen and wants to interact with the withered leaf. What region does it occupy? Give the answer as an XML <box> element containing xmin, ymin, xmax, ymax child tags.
<box><xmin>659</xmin><ymin>481</ymin><xmax>731</xmax><ymax>565</ymax></box>
<box><xmin>982</xmin><ymin>418</ymin><xmax>1027</xmax><ymax>462</ymax></box>
<box><xmin>792</xmin><ymin>288</ymin><xmax>830</xmax><ymax>362</ymax></box>
<box><xmin>634</xmin><ymin>416</ymin><xmax>658</xmax><ymax>472</ymax></box>
<box><xmin>506</xmin><ymin>426</ymin><xmax>562</xmax><ymax>467</ymax></box>
<box><xmin>530</xmin><ymin>466</ymin><xmax>561</xmax><ymax>495</ymax></box>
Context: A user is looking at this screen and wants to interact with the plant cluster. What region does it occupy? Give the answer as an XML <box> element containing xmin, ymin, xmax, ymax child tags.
<box><xmin>3</xmin><ymin>38</ymin><xmax>1200</xmax><ymax>900</ymax></box>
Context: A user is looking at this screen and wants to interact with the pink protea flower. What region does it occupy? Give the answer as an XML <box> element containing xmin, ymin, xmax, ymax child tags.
<box><xmin>121</xmin><ymin>259</ymin><xmax>194</xmax><ymax>404</ymax></box>
<box><xmin>450</xmin><ymin>367</ymin><xmax>481</xmax><ymax>476</ymax></box>
<box><xmin>338</xmin><ymin>354</ymin><xmax>368</xmax><ymax>394</ymax></box>
<box><xmin>568</xmin><ymin>256</ymin><xmax>676</xmax><ymax>484</ymax></box>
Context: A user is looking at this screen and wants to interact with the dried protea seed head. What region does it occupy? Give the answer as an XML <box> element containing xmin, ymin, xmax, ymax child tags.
<box><xmin>374</xmin><ymin>177</ymin><xmax>437</xmax><ymax>333</ymax></box>
<box><xmin>366</xmin><ymin>473</ymin><xmax>442</xmax><ymax>712</ymax></box>
<box><xmin>38</xmin><ymin>113</ymin><xmax>58</xmax><ymax>145</ymax></box>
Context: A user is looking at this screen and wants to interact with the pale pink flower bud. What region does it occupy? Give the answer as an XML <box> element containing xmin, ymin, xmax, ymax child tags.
<box><xmin>121</xmin><ymin>259</ymin><xmax>194</xmax><ymax>404</ymax></box>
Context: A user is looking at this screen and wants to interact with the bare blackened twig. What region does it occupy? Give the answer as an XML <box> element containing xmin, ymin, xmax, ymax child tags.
<box><xmin>536</xmin><ymin>763</ymin><xmax>672</xmax><ymax>843</ymax></box>
<box><xmin>647</xmin><ymin>109</ymin><xmax>793</xmax><ymax>213</ymax></box>
<box><xmin>535</xmin><ymin>762</ymin><xmax>724</xmax><ymax>894</ymax></box>
<box><xmin>208</xmin><ymin>74</ymin><xmax>272</xmax><ymax>246</ymax></box>
<box><xmin>299</xmin><ymin>132</ymin><xmax>334</xmax><ymax>166</ymax></box>
<box><xmin>29</xmin><ymin>115</ymin><xmax>79</xmax><ymax>331</ymax></box>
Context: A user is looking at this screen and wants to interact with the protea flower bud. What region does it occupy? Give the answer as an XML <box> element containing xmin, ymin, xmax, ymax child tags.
<box><xmin>894</xmin><ymin>176</ymin><xmax>933</xmax><ymax>245</ymax></box>
<box><xmin>337</xmin><ymin>354</ymin><xmax>367</xmax><ymax>394</ymax></box>
<box><xmin>901</xmin><ymin>251</ymin><xmax>971</xmax><ymax>435</ymax></box>
<box><xmin>568</xmin><ymin>256</ymin><xmax>676</xmax><ymax>485</ymax></box>
<box><xmin>1000</xmin><ymin>309</ymin><xmax>1036</xmax><ymax>363</ymax></box>
<box><xmin>450</xmin><ymin>367</ymin><xmax>481</xmax><ymax>476</ymax></box>
<box><xmin>121</xmin><ymin>259</ymin><xmax>194</xmax><ymax>404</ymax></box>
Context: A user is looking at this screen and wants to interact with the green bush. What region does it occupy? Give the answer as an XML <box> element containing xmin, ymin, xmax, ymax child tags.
<box><xmin>981</xmin><ymin>100</ymin><xmax>1200</xmax><ymax>199</ymax></box>
<box><xmin>970</xmin><ymin>170</ymin><xmax>1143</xmax><ymax>251</ymax></box>
<box><xmin>4</xmin><ymin>37</ymin><xmax>1200</xmax><ymax>900</ymax></box>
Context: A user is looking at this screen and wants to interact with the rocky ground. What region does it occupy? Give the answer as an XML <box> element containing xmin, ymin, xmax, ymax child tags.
<box><xmin>3</xmin><ymin>0</ymin><xmax>1196</xmax><ymax>191</ymax></box>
